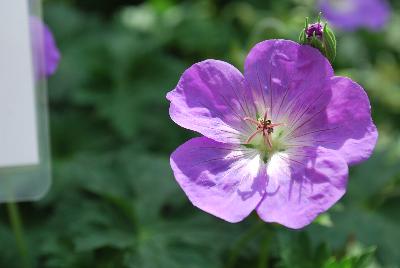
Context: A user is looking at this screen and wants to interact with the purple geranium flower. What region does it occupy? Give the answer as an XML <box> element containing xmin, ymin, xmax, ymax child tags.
<box><xmin>30</xmin><ymin>16</ymin><xmax>60</xmax><ymax>79</ymax></box>
<box><xmin>319</xmin><ymin>0</ymin><xmax>390</xmax><ymax>31</ymax></box>
<box><xmin>167</xmin><ymin>40</ymin><xmax>378</xmax><ymax>229</ymax></box>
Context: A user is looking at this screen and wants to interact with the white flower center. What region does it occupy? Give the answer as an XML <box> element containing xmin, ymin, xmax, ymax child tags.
<box><xmin>243</xmin><ymin>110</ymin><xmax>288</xmax><ymax>163</ymax></box>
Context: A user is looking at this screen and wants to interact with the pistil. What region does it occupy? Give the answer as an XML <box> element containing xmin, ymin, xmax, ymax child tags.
<box><xmin>244</xmin><ymin>110</ymin><xmax>284</xmax><ymax>151</ymax></box>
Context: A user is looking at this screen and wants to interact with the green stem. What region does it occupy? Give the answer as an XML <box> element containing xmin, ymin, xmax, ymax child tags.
<box><xmin>225</xmin><ymin>221</ymin><xmax>264</xmax><ymax>268</ymax></box>
<box><xmin>7</xmin><ymin>202</ymin><xmax>31</xmax><ymax>268</ymax></box>
<box><xmin>258</xmin><ymin>228</ymin><xmax>272</xmax><ymax>268</ymax></box>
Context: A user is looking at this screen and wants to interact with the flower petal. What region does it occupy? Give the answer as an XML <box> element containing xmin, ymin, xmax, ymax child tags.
<box><xmin>43</xmin><ymin>22</ymin><xmax>61</xmax><ymax>76</ymax></box>
<box><xmin>285</xmin><ymin>77</ymin><xmax>378</xmax><ymax>165</ymax></box>
<box><xmin>257</xmin><ymin>147</ymin><xmax>348</xmax><ymax>229</ymax></box>
<box><xmin>244</xmin><ymin>39</ymin><xmax>333</xmax><ymax>122</ymax></box>
<box><xmin>30</xmin><ymin>16</ymin><xmax>60</xmax><ymax>79</ymax></box>
<box><xmin>294</xmin><ymin>77</ymin><xmax>378</xmax><ymax>165</ymax></box>
<box><xmin>167</xmin><ymin>60</ymin><xmax>256</xmax><ymax>144</ymax></box>
<box><xmin>170</xmin><ymin>137</ymin><xmax>266</xmax><ymax>223</ymax></box>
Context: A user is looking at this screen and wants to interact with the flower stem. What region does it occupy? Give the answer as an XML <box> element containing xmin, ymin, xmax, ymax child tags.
<box><xmin>225</xmin><ymin>220</ymin><xmax>264</xmax><ymax>268</ymax></box>
<box><xmin>7</xmin><ymin>202</ymin><xmax>31</xmax><ymax>268</ymax></box>
<box><xmin>258</xmin><ymin>228</ymin><xmax>273</xmax><ymax>268</ymax></box>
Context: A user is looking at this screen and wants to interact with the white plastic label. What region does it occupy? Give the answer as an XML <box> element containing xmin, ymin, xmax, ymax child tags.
<box><xmin>0</xmin><ymin>0</ymin><xmax>39</xmax><ymax>168</ymax></box>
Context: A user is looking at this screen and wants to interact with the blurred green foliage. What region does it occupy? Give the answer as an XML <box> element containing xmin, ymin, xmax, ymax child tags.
<box><xmin>1</xmin><ymin>0</ymin><xmax>400</xmax><ymax>267</ymax></box>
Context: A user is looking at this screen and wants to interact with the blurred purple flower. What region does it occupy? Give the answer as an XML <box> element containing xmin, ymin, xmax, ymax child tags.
<box><xmin>30</xmin><ymin>16</ymin><xmax>60</xmax><ymax>79</ymax></box>
<box><xmin>167</xmin><ymin>40</ymin><xmax>378</xmax><ymax>229</ymax></box>
<box><xmin>319</xmin><ymin>0</ymin><xmax>390</xmax><ymax>31</ymax></box>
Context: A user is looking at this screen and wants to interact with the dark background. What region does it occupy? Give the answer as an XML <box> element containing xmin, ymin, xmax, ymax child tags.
<box><xmin>1</xmin><ymin>0</ymin><xmax>400</xmax><ymax>267</ymax></box>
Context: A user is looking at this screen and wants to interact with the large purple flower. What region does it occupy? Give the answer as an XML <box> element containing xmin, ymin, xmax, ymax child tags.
<box><xmin>167</xmin><ymin>40</ymin><xmax>377</xmax><ymax>229</ymax></box>
<box><xmin>30</xmin><ymin>16</ymin><xmax>60</xmax><ymax>79</ymax></box>
<box><xmin>319</xmin><ymin>0</ymin><xmax>390</xmax><ymax>31</ymax></box>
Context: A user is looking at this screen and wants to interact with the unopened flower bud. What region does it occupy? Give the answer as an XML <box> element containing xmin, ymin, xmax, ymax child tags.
<box><xmin>299</xmin><ymin>14</ymin><xmax>336</xmax><ymax>63</ymax></box>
